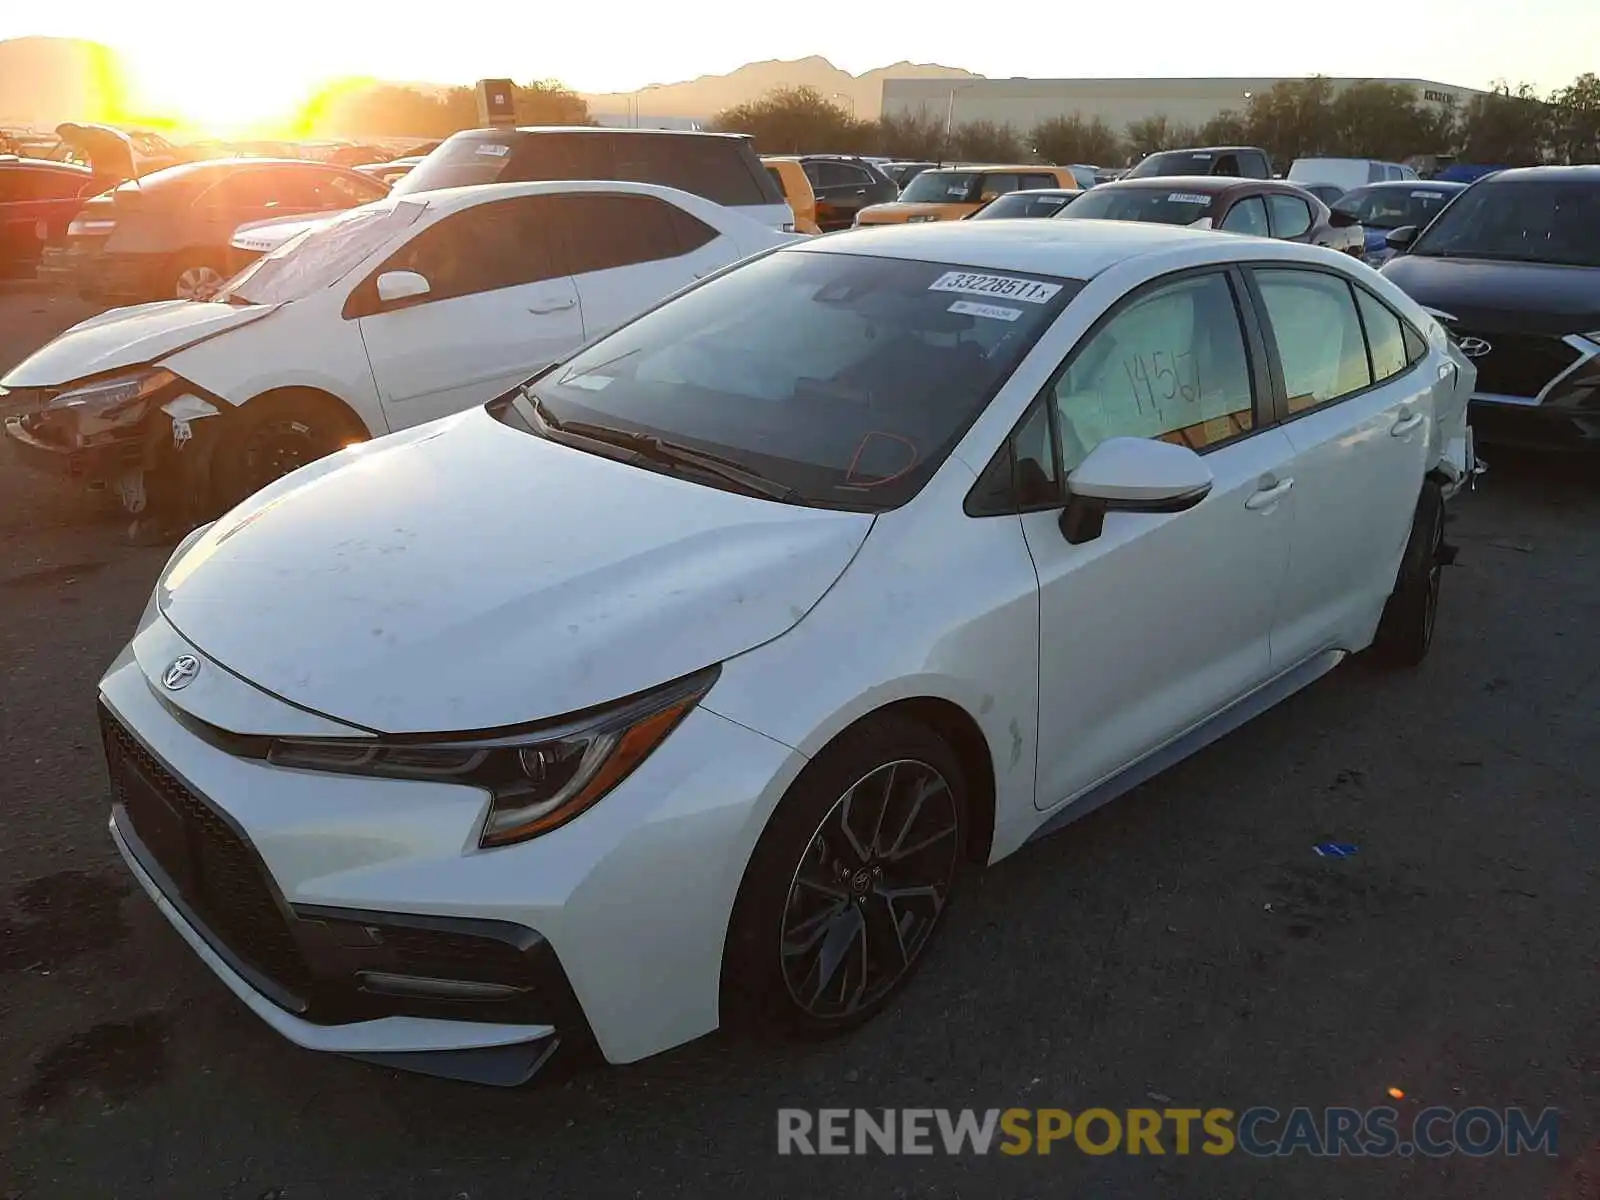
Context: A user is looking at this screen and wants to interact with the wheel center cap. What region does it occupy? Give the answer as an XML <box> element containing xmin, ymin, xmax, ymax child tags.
<box><xmin>849</xmin><ymin>867</ymin><xmax>874</xmax><ymax>895</ymax></box>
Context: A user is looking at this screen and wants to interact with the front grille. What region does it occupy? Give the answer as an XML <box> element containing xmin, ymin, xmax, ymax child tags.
<box><xmin>103</xmin><ymin>708</ymin><xmax>314</xmax><ymax>1003</ymax></box>
<box><xmin>1459</xmin><ymin>330</ymin><xmax>1583</xmax><ymax>400</ymax></box>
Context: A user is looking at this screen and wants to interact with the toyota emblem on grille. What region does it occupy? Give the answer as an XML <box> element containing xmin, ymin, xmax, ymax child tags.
<box><xmin>1458</xmin><ymin>336</ymin><xmax>1493</xmax><ymax>359</ymax></box>
<box><xmin>162</xmin><ymin>655</ymin><xmax>201</xmax><ymax>691</ymax></box>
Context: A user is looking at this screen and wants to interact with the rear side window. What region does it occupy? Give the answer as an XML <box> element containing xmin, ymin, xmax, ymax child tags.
<box><xmin>552</xmin><ymin>193</ymin><xmax>712</xmax><ymax>275</ymax></box>
<box><xmin>1354</xmin><ymin>288</ymin><xmax>1409</xmax><ymax>381</ymax></box>
<box><xmin>611</xmin><ymin>134</ymin><xmax>771</xmax><ymax>206</ymax></box>
<box><xmin>979</xmin><ymin>174</ymin><xmax>1021</xmax><ymax>197</ymax></box>
<box><xmin>1402</xmin><ymin>321</ymin><xmax>1428</xmax><ymax>364</ymax></box>
<box><xmin>1018</xmin><ymin>173</ymin><xmax>1058</xmax><ymax>190</ymax></box>
<box><xmin>1266</xmin><ymin>193</ymin><xmax>1312</xmax><ymax>239</ymax></box>
<box><xmin>1254</xmin><ymin>269</ymin><xmax>1373</xmax><ymax>413</ymax></box>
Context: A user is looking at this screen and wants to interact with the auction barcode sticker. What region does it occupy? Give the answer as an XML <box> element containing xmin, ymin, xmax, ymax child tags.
<box><xmin>929</xmin><ymin>272</ymin><xmax>1061</xmax><ymax>304</ymax></box>
<box><xmin>949</xmin><ymin>300</ymin><xmax>1023</xmax><ymax>322</ymax></box>
<box><xmin>1168</xmin><ymin>193</ymin><xmax>1213</xmax><ymax>205</ymax></box>
<box><xmin>1412</xmin><ymin>190</ymin><xmax>1445</xmax><ymax>198</ymax></box>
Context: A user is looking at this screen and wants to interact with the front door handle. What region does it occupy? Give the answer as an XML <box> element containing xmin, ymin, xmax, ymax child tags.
<box><xmin>1391</xmin><ymin>411</ymin><xmax>1425</xmax><ymax>436</ymax></box>
<box><xmin>527</xmin><ymin>297</ymin><xmax>575</xmax><ymax>314</ymax></box>
<box><xmin>1244</xmin><ymin>478</ymin><xmax>1294</xmax><ymax>510</ymax></box>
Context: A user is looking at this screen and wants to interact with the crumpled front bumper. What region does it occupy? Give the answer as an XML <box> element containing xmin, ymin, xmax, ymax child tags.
<box><xmin>1435</xmin><ymin>424</ymin><xmax>1484</xmax><ymax>501</ymax></box>
<box><xmin>3</xmin><ymin>409</ymin><xmax>143</xmax><ymax>480</ymax></box>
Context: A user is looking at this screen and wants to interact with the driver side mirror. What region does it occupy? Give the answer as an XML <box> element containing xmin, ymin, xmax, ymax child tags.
<box><xmin>376</xmin><ymin>269</ymin><xmax>430</xmax><ymax>305</ymax></box>
<box><xmin>1385</xmin><ymin>225</ymin><xmax>1419</xmax><ymax>253</ymax></box>
<box><xmin>1059</xmin><ymin>437</ymin><xmax>1213</xmax><ymax>545</ymax></box>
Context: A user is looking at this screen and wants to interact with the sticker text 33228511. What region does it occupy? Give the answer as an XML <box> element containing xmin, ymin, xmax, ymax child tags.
<box><xmin>928</xmin><ymin>271</ymin><xmax>1062</xmax><ymax>305</ymax></box>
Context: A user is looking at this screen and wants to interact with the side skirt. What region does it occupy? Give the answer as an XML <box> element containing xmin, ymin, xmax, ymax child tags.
<box><xmin>1026</xmin><ymin>648</ymin><xmax>1347</xmax><ymax>845</ymax></box>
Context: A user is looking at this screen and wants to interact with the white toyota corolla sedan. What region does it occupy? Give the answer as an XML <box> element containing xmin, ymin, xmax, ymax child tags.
<box><xmin>101</xmin><ymin>220</ymin><xmax>1478</xmax><ymax>1086</ymax></box>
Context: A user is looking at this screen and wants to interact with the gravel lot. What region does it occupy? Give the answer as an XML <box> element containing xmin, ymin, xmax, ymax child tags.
<box><xmin>0</xmin><ymin>281</ymin><xmax>1596</xmax><ymax>1199</ymax></box>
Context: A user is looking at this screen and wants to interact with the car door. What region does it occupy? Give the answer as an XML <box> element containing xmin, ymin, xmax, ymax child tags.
<box><xmin>1265</xmin><ymin>192</ymin><xmax>1315</xmax><ymax>242</ymax></box>
<box><xmin>356</xmin><ymin>195</ymin><xmax>583</xmax><ymax>430</ymax></box>
<box><xmin>553</xmin><ymin>192</ymin><xmax>739</xmax><ymax>340</ymax></box>
<box><xmin>1020</xmin><ymin>267</ymin><xmax>1299</xmax><ymax>811</ymax></box>
<box><xmin>805</xmin><ymin>161</ymin><xmax>874</xmax><ymax>231</ymax></box>
<box><xmin>1246</xmin><ymin>267</ymin><xmax>1432</xmax><ymax>663</ymax></box>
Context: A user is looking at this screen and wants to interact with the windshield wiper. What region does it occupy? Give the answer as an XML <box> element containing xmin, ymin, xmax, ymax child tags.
<box><xmin>520</xmin><ymin>394</ymin><xmax>799</xmax><ymax>503</ymax></box>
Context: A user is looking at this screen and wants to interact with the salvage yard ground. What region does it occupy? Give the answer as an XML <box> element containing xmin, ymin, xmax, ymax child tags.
<box><xmin>0</xmin><ymin>280</ymin><xmax>1596</xmax><ymax>1198</ymax></box>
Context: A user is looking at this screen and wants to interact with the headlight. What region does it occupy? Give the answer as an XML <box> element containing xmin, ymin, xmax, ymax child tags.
<box><xmin>67</xmin><ymin>215</ymin><xmax>117</xmax><ymax>237</ymax></box>
<box><xmin>266</xmin><ymin>666</ymin><xmax>719</xmax><ymax>847</ymax></box>
<box><xmin>47</xmin><ymin>368</ymin><xmax>178</xmax><ymax>419</ymax></box>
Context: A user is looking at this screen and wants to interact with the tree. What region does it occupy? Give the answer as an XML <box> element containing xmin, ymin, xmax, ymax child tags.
<box><xmin>1245</xmin><ymin>77</ymin><xmax>1340</xmax><ymax>164</ymax></box>
<box><xmin>1029</xmin><ymin>113</ymin><xmax>1121</xmax><ymax>166</ymax></box>
<box><xmin>1550</xmin><ymin>72</ymin><xmax>1600</xmax><ymax>163</ymax></box>
<box><xmin>514</xmin><ymin>80</ymin><xmax>595</xmax><ymax>127</ymax></box>
<box><xmin>1122</xmin><ymin>115</ymin><xmax>1199</xmax><ymax>161</ymax></box>
<box><xmin>1199</xmin><ymin>109</ymin><xmax>1249</xmax><ymax>146</ymax></box>
<box><xmin>1329</xmin><ymin>80</ymin><xmax>1441</xmax><ymax>161</ymax></box>
<box><xmin>711</xmin><ymin>85</ymin><xmax>864</xmax><ymax>154</ymax></box>
<box><xmin>1457</xmin><ymin>82</ymin><xmax>1550</xmax><ymax>165</ymax></box>
<box><xmin>876</xmin><ymin>109</ymin><xmax>946</xmax><ymax>160</ymax></box>
<box><xmin>951</xmin><ymin>119</ymin><xmax>1023</xmax><ymax>163</ymax></box>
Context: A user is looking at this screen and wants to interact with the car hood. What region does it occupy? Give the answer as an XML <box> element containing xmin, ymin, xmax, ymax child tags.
<box><xmin>157</xmin><ymin>408</ymin><xmax>875</xmax><ymax>734</ymax></box>
<box><xmin>857</xmin><ymin>202</ymin><xmax>968</xmax><ymax>223</ymax></box>
<box><xmin>0</xmin><ymin>300</ymin><xmax>278</xmax><ymax>388</ymax></box>
<box><xmin>1381</xmin><ymin>255</ymin><xmax>1600</xmax><ymax>335</ymax></box>
<box><xmin>55</xmin><ymin>122</ymin><xmax>136</xmax><ymax>180</ymax></box>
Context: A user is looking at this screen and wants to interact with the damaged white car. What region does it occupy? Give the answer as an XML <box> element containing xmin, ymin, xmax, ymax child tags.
<box><xmin>1</xmin><ymin>179</ymin><xmax>795</xmax><ymax>530</ymax></box>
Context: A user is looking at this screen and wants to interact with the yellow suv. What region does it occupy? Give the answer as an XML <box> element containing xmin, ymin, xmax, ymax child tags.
<box><xmin>855</xmin><ymin>165</ymin><xmax>1078</xmax><ymax>226</ymax></box>
<box><xmin>760</xmin><ymin>157</ymin><xmax>823</xmax><ymax>235</ymax></box>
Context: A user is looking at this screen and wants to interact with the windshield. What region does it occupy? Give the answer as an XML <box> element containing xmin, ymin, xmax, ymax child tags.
<box><xmin>971</xmin><ymin>191</ymin><xmax>1077</xmax><ymax>220</ymax></box>
<box><xmin>1409</xmin><ymin>179</ymin><xmax>1600</xmax><ymax>267</ymax></box>
<box><xmin>508</xmin><ymin>249</ymin><xmax>1082</xmax><ymax>510</ymax></box>
<box><xmin>1125</xmin><ymin>151</ymin><xmax>1220</xmax><ymax>179</ymax></box>
<box><xmin>1334</xmin><ymin>185</ymin><xmax>1461</xmax><ymax>230</ymax></box>
<box><xmin>391</xmin><ymin>134</ymin><xmax>516</xmax><ymax>195</ymax></box>
<box><xmin>1060</xmin><ymin>187</ymin><xmax>1213</xmax><ymax>225</ymax></box>
<box><xmin>900</xmin><ymin>171</ymin><xmax>980</xmax><ymax>204</ymax></box>
<box><xmin>215</xmin><ymin>202</ymin><xmax>424</xmax><ymax>305</ymax></box>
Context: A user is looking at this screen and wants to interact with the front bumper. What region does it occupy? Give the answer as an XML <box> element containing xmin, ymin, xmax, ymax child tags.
<box><xmin>4</xmin><ymin>410</ymin><xmax>142</xmax><ymax>481</ymax></box>
<box><xmin>99</xmin><ymin>616</ymin><xmax>803</xmax><ymax>1080</ymax></box>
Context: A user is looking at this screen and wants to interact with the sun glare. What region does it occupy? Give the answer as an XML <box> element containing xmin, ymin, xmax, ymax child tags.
<box><xmin>124</xmin><ymin>48</ymin><xmax>327</xmax><ymax>136</ymax></box>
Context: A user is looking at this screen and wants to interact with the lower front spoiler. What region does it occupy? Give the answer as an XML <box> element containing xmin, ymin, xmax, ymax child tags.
<box><xmin>110</xmin><ymin>814</ymin><xmax>561</xmax><ymax>1087</ymax></box>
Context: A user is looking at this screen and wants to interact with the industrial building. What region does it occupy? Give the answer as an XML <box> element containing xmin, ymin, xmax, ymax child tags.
<box><xmin>880</xmin><ymin>76</ymin><xmax>1487</xmax><ymax>137</ymax></box>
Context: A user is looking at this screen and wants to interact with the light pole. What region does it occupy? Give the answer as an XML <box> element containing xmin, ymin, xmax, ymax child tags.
<box><xmin>945</xmin><ymin>82</ymin><xmax>977</xmax><ymax>162</ymax></box>
<box><xmin>631</xmin><ymin>83</ymin><xmax>663</xmax><ymax>128</ymax></box>
<box><xmin>831</xmin><ymin>92</ymin><xmax>856</xmax><ymax>120</ymax></box>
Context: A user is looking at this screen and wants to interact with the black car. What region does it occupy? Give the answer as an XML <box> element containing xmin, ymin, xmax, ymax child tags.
<box><xmin>881</xmin><ymin>160</ymin><xmax>938</xmax><ymax>190</ymax></box>
<box><xmin>1122</xmin><ymin>145</ymin><xmax>1274</xmax><ymax>181</ymax></box>
<box><xmin>0</xmin><ymin>156</ymin><xmax>103</xmax><ymax>276</ymax></box>
<box><xmin>965</xmin><ymin>187</ymin><xmax>1083</xmax><ymax>220</ymax></box>
<box><xmin>40</xmin><ymin>158</ymin><xmax>390</xmax><ymax>302</ymax></box>
<box><xmin>1333</xmin><ymin>180</ymin><xmax>1467</xmax><ymax>265</ymax></box>
<box><xmin>794</xmin><ymin>155</ymin><xmax>899</xmax><ymax>231</ymax></box>
<box><xmin>1381</xmin><ymin>167</ymin><xmax>1600</xmax><ymax>451</ymax></box>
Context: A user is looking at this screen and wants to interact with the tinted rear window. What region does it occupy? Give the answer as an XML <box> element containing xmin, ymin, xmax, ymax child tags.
<box><xmin>1333</xmin><ymin>185</ymin><xmax>1462</xmax><ymax>230</ymax></box>
<box><xmin>394</xmin><ymin>131</ymin><xmax>780</xmax><ymax>207</ymax></box>
<box><xmin>1061</xmin><ymin>186</ymin><xmax>1214</xmax><ymax>225</ymax></box>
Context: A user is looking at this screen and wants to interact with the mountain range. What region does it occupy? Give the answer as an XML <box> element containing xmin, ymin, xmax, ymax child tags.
<box><xmin>0</xmin><ymin>37</ymin><xmax>977</xmax><ymax>129</ymax></box>
<box><xmin>582</xmin><ymin>57</ymin><xmax>981</xmax><ymax>121</ymax></box>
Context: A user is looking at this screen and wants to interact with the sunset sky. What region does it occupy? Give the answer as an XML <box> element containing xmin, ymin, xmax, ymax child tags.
<box><xmin>7</xmin><ymin>0</ymin><xmax>1596</xmax><ymax>129</ymax></box>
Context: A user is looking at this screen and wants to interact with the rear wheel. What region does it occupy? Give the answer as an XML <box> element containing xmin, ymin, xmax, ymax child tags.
<box><xmin>170</xmin><ymin>253</ymin><xmax>227</xmax><ymax>300</ymax></box>
<box><xmin>1372</xmin><ymin>480</ymin><xmax>1445</xmax><ymax>667</ymax></box>
<box><xmin>724</xmin><ymin>714</ymin><xmax>966</xmax><ymax>1036</ymax></box>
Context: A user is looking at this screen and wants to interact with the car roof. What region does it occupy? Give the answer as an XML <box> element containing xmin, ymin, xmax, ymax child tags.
<box><xmin>1095</xmin><ymin>175</ymin><xmax>1260</xmax><ymax>194</ymax></box>
<box><xmin>450</xmin><ymin>126</ymin><xmax>749</xmax><ymax>141</ymax></box>
<box><xmin>993</xmin><ymin>187</ymin><xmax>1081</xmax><ymax>197</ymax></box>
<box><xmin>1351</xmin><ymin>179</ymin><xmax>1466</xmax><ymax>191</ymax></box>
<box><xmin>801</xmin><ymin>217</ymin><xmax>1230</xmax><ymax>278</ymax></box>
<box><xmin>1478</xmin><ymin>164</ymin><xmax>1600</xmax><ymax>182</ymax></box>
<box><xmin>395</xmin><ymin>177</ymin><xmax>750</xmax><ymax>216</ymax></box>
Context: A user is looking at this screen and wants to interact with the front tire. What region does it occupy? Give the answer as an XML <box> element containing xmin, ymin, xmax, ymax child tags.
<box><xmin>209</xmin><ymin>392</ymin><xmax>366</xmax><ymax>512</ymax></box>
<box><xmin>723</xmin><ymin>714</ymin><xmax>967</xmax><ymax>1037</ymax></box>
<box><xmin>1372</xmin><ymin>479</ymin><xmax>1445</xmax><ymax>667</ymax></box>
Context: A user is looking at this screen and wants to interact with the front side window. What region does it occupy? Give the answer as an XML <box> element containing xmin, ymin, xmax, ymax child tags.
<box><xmin>1408</xmin><ymin>179</ymin><xmax>1600</xmax><ymax>267</ymax></box>
<box><xmin>900</xmin><ymin>172</ymin><xmax>980</xmax><ymax>204</ymax></box>
<box><xmin>513</xmin><ymin>250</ymin><xmax>1082</xmax><ymax>510</ymax></box>
<box><xmin>1051</xmin><ymin>271</ymin><xmax>1256</xmax><ymax>470</ymax></box>
<box><xmin>377</xmin><ymin>197</ymin><xmax>557</xmax><ymax>303</ymax></box>
<box><xmin>1254</xmin><ymin>269</ymin><xmax>1373</xmax><ymax>413</ymax></box>
<box><xmin>1061</xmin><ymin>187</ymin><xmax>1214</xmax><ymax>226</ymax></box>
<box><xmin>1266</xmin><ymin>194</ymin><xmax>1313</xmax><ymax>239</ymax></box>
<box><xmin>1219</xmin><ymin>196</ymin><xmax>1270</xmax><ymax>236</ymax></box>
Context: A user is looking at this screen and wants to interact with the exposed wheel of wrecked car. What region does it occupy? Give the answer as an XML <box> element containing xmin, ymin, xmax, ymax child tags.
<box><xmin>1372</xmin><ymin>480</ymin><xmax>1445</xmax><ymax>668</ymax></box>
<box><xmin>171</xmin><ymin>254</ymin><xmax>228</xmax><ymax>300</ymax></box>
<box><xmin>724</xmin><ymin>713</ymin><xmax>967</xmax><ymax>1036</ymax></box>
<box><xmin>211</xmin><ymin>390</ymin><xmax>366</xmax><ymax>511</ymax></box>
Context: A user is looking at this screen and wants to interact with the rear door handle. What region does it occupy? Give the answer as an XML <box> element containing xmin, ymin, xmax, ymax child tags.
<box><xmin>1391</xmin><ymin>411</ymin><xmax>1425</xmax><ymax>436</ymax></box>
<box><xmin>1244</xmin><ymin>478</ymin><xmax>1294</xmax><ymax>510</ymax></box>
<box><xmin>528</xmin><ymin>297</ymin><xmax>575</xmax><ymax>314</ymax></box>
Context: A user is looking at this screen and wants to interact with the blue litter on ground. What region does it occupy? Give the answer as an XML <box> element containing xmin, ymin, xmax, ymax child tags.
<box><xmin>1314</xmin><ymin>841</ymin><xmax>1360</xmax><ymax>858</ymax></box>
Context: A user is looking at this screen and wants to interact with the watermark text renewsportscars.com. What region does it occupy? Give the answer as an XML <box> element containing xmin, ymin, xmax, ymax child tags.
<box><xmin>777</xmin><ymin>1106</ymin><xmax>1560</xmax><ymax>1158</ymax></box>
